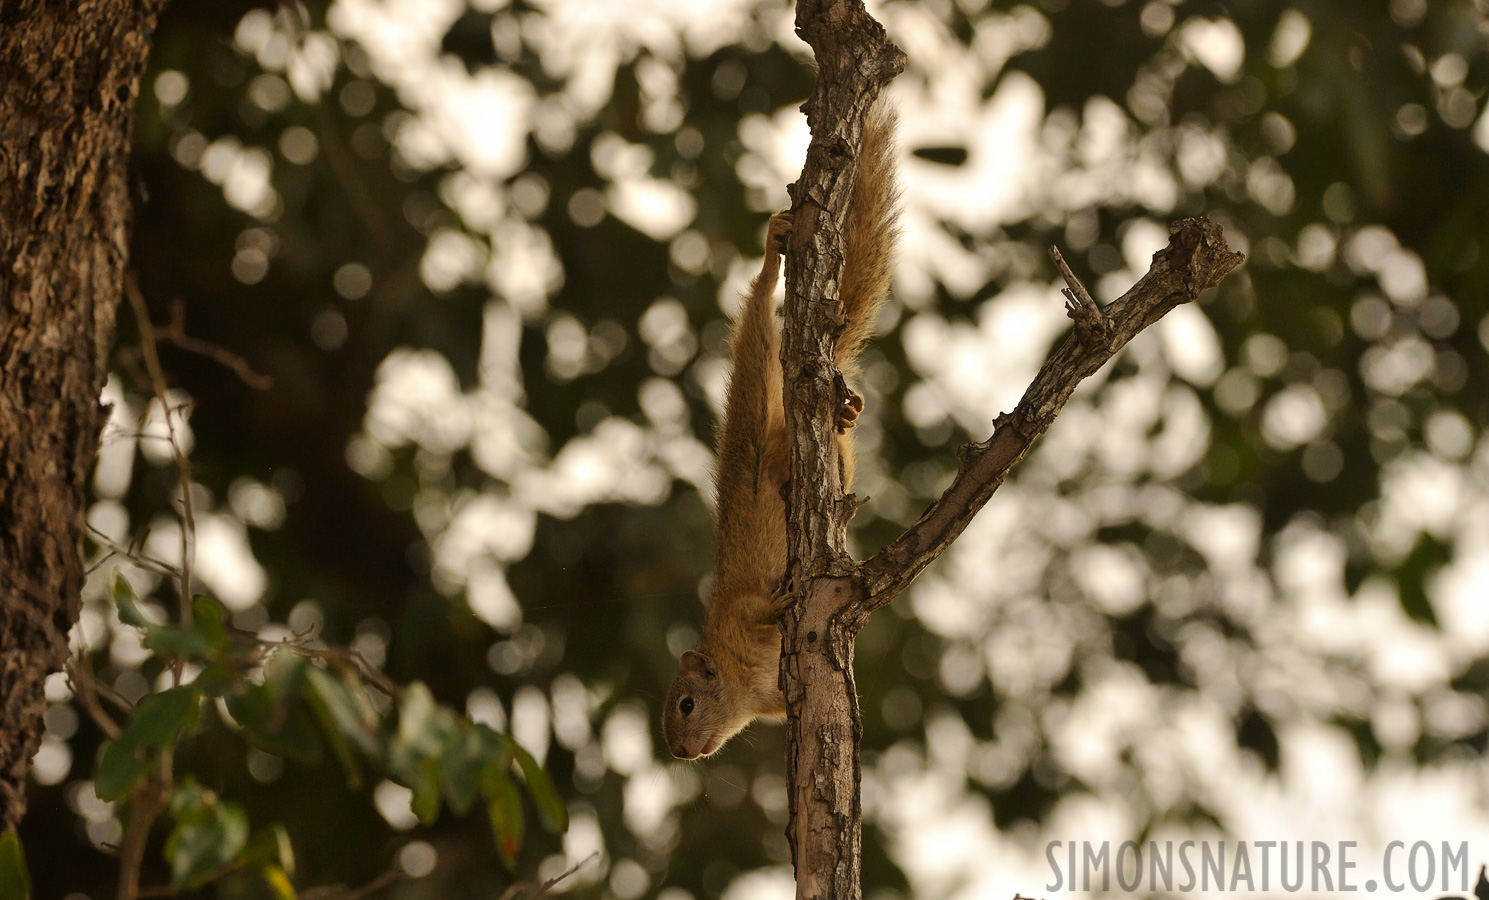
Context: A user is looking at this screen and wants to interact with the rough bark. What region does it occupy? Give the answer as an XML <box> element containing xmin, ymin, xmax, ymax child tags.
<box><xmin>776</xmin><ymin>2</ymin><xmax>903</xmax><ymax>899</ymax></box>
<box><xmin>776</xmin><ymin>5</ymin><xmax>1245</xmax><ymax>900</ymax></box>
<box><xmin>0</xmin><ymin>0</ymin><xmax>166</xmax><ymax>832</ymax></box>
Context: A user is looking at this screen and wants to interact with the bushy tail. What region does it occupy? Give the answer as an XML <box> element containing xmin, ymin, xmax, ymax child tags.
<box><xmin>835</xmin><ymin>97</ymin><xmax>900</xmax><ymax>379</ymax></box>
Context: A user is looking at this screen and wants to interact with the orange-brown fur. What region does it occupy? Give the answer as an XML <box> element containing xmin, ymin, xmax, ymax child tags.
<box><xmin>663</xmin><ymin>100</ymin><xmax>900</xmax><ymax>760</ymax></box>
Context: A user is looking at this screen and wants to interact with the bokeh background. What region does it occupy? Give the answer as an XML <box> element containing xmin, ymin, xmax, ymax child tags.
<box><xmin>21</xmin><ymin>0</ymin><xmax>1489</xmax><ymax>897</ymax></box>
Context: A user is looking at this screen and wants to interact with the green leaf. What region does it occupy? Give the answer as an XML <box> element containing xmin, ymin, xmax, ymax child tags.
<box><xmin>112</xmin><ymin>575</ymin><xmax>148</xmax><ymax>629</ymax></box>
<box><xmin>94</xmin><ymin>687</ymin><xmax>203</xmax><ymax>802</ymax></box>
<box><xmin>261</xmin><ymin>651</ymin><xmax>309</xmax><ymax>697</ymax></box>
<box><xmin>168</xmin><ymin>778</ymin><xmax>209</xmax><ymax>814</ymax></box>
<box><xmin>191</xmin><ymin>662</ymin><xmax>237</xmax><ymax>698</ymax></box>
<box><xmin>129</xmin><ymin>686</ymin><xmax>203</xmax><ymax>749</ymax></box>
<box><xmin>508</xmin><ymin>740</ymin><xmax>567</xmax><ymax>834</ymax></box>
<box><xmin>389</xmin><ymin>682</ymin><xmax>456</xmax><ymax>781</ymax></box>
<box><xmin>166</xmin><ymin>781</ymin><xmax>250</xmax><ymax>889</ymax></box>
<box><xmin>227</xmin><ymin>683</ymin><xmax>322</xmax><ymax>765</ymax></box>
<box><xmin>441</xmin><ymin>726</ymin><xmax>489</xmax><ymax>816</ymax></box>
<box><xmin>304</xmin><ymin>667</ymin><xmax>379</xmax><ymax>756</ymax></box>
<box><xmin>269</xmin><ymin>825</ymin><xmax>295</xmax><ymax>875</ymax></box>
<box><xmin>304</xmin><ymin>667</ymin><xmax>376</xmax><ymax>788</ymax></box>
<box><xmin>261</xmin><ymin>865</ymin><xmax>296</xmax><ymax>900</ymax></box>
<box><xmin>304</xmin><ymin>702</ymin><xmax>361</xmax><ymax>788</ymax></box>
<box><xmin>239</xmin><ymin>825</ymin><xmax>295</xmax><ymax>875</ymax></box>
<box><xmin>0</xmin><ymin>832</ymin><xmax>31</xmax><ymax>900</ymax></box>
<box><xmin>412</xmin><ymin>755</ymin><xmax>443</xmax><ymax>827</ymax></box>
<box><xmin>191</xmin><ymin>595</ymin><xmax>231</xmax><ymax>651</ymax></box>
<box><xmin>482</xmin><ymin>760</ymin><xmax>524</xmax><ymax>870</ymax></box>
<box><xmin>144</xmin><ymin>626</ymin><xmax>218</xmax><ymax>660</ymax></box>
<box><xmin>94</xmin><ymin>739</ymin><xmax>154</xmax><ymax>804</ymax></box>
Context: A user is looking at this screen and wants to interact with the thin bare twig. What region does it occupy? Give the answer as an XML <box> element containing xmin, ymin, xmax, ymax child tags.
<box><xmin>854</xmin><ymin>221</ymin><xmax>1244</xmax><ymax>612</ymax></box>
<box><xmin>87</xmin><ymin>525</ymin><xmax>184</xmax><ymax>583</ymax></box>
<box><xmin>497</xmin><ymin>852</ymin><xmax>599</xmax><ymax>900</ymax></box>
<box><xmin>299</xmin><ymin>864</ymin><xmax>401</xmax><ymax>900</ymax></box>
<box><xmin>67</xmin><ymin>657</ymin><xmax>122</xmax><ymax>739</ymax></box>
<box><xmin>280</xmin><ymin>643</ymin><xmax>399</xmax><ymax>698</ymax></box>
<box><xmin>1048</xmin><ymin>245</ymin><xmax>1114</xmax><ymax>350</ymax></box>
<box><xmin>1048</xmin><ymin>245</ymin><xmax>1099</xmax><ymax>317</ymax></box>
<box><xmin>125</xmin><ymin>276</ymin><xmax>196</xmax><ymax>641</ymax></box>
<box><xmin>86</xmin><ymin>548</ymin><xmax>123</xmax><ymax>576</ymax></box>
<box><xmin>154</xmin><ymin>298</ymin><xmax>273</xmax><ymax>390</ymax></box>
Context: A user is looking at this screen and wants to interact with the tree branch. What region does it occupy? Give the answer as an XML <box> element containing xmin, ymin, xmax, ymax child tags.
<box><xmin>116</xmin><ymin>759</ymin><xmax>170</xmax><ymax>900</ymax></box>
<box><xmin>776</xmin><ymin>2</ymin><xmax>904</xmax><ymax>899</ymax></box>
<box><xmin>775</xmin><ymin>8</ymin><xmax>1244</xmax><ymax>900</ymax></box>
<box><xmin>854</xmin><ymin>219</ymin><xmax>1244</xmax><ymax>612</ymax></box>
<box><xmin>125</xmin><ymin>276</ymin><xmax>197</xmax><ymax>641</ymax></box>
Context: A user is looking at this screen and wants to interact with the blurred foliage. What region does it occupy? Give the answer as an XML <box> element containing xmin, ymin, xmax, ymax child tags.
<box><xmin>18</xmin><ymin>0</ymin><xmax>1489</xmax><ymax>897</ymax></box>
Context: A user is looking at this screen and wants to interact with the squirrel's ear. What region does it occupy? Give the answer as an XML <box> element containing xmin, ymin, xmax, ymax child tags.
<box><xmin>680</xmin><ymin>649</ymin><xmax>714</xmax><ymax>679</ymax></box>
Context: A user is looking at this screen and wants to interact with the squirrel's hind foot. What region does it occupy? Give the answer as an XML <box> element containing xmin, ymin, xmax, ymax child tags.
<box><xmin>835</xmin><ymin>384</ymin><xmax>865</xmax><ymax>433</ymax></box>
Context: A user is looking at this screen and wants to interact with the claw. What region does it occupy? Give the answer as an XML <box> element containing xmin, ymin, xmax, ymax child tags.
<box><xmin>768</xmin><ymin>582</ymin><xmax>794</xmax><ymax>620</ymax></box>
<box><xmin>835</xmin><ymin>388</ymin><xmax>864</xmax><ymax>433</ymax></box>
<box><xmin>767</xmin><ymin>210</ymin><xmax>793</xmax><ymax>255</ymax></box>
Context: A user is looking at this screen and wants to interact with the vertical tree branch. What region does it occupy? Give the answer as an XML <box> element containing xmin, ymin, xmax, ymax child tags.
<box><xmin>777</xmin><ymin>3</ymin><xmax>903</xmax><ymax>899</ymax></box>
<box><xmin>776</xmin><ymin>7</ymin><xmax>1244</xmax><ymax>899</ymax></box>
<box><xmin>0</xmin><ymin>0</ymin><xmax>167</xmax><ymax>831</ymax></box>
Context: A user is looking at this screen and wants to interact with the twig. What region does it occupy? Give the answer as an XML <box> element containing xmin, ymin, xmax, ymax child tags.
<box><xmin>87</xmin><ymin>525</ymin><xmax>184</xmax><ymax>582</ymax></box>
<box><xmin>67</xmin><ymin>657</ymin><xmax>122</xmax><ymax>739</ymax></box>
<box><xmin>497</xmin><ymin>852</ymin><xmax>598</xmax><ymax>900</ymax></box>
<box><xmin>153</xmin><ymin>298</ymin><xmax>273</xmax><ymax>390</ymax></box>
<box><xmin>285</xmin><ymin>644</ymin><xmax>399</xmax><ymax>698</ymax></box>
<box><xmin>854</xmin><ymin>221</ymin><xmax>1244</xmax><ymax>611</ymax></box>
<box><xmin>87</xmin><ymin>520</ymin><xmax>401</xmax><ymax>701</ymax></box>
<box><xmin>1048</xmin><ymin>246</ymin><xmax>1114</xmax><ymax>351</ymax></box>
<box><xmin>300</xmin><ymin>864</ymin><xmax>401</xmax><ymax>900</ymax></box>
<box><xmin>94</xmin><ymin>676</ymin><xmax>137</xmax><ymax>715</ymax></box>
<box><xmin>86</xmin><ymin>548</ymin><xmax>122</xmax><ymax>576</ymax></box>
<box><xmin>125</xmin><ymin>276</ymin><xmax>196</xmax><ymax>647</ymax></box>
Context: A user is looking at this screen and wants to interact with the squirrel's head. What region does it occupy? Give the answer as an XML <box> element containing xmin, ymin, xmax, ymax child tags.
<box><xmin>662</xmin><ymin>648</ymin><xmax>744</xmax><ymax>759</ymax></box>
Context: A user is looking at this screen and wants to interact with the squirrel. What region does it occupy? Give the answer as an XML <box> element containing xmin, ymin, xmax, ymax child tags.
<box><xmin>663</xmin><ymin>99</ymin><xmax>899</xmax><ymax>760</ymax></box>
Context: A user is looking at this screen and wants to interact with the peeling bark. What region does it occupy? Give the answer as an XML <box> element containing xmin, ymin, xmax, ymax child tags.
<box><xmin>0</xmin><ymin>0</ymin><xmax>166</xmax><ymax>832</ymax></box>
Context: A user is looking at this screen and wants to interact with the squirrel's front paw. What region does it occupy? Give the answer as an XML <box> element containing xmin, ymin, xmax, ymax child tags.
<box><xmin>766</xmin><ymin>210</ymin><xmax>793</xmax><ymax>255</ymax></box>
<box><xmin>836</xmin><ymin>388</ymin><xmax>865</xmax><ymax>433</ymax></box>
<box><xmin>768</xmin><ymin>582</ymin><xmax>794</xmax><ymax>620</ymax></box>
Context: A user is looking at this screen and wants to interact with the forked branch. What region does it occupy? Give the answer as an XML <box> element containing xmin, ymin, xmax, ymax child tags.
<box><xmin>777</xmin><ymin>5</ymin><xmax>1244</xmax><ymax>900</ymax></box>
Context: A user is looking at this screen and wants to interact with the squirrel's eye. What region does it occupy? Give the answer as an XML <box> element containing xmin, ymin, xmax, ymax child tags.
<box><xmin>680</xmin><ymin>698</ymin><xmax>695</xmax><ymax>716</ymax></box>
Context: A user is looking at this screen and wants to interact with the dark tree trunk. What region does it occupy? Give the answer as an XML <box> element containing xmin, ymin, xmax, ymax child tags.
<box><xmin>0</xmin><ymin>0</ymin><xmax>165</xmax><ymax>832</ymax></box>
